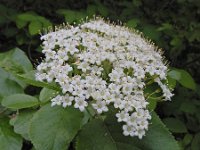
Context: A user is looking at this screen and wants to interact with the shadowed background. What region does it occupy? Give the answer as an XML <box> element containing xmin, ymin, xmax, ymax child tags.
<box><xmin>0</xmin><ymin>0</ymin><xmax>200</xmax><ymax>149</ymax></box>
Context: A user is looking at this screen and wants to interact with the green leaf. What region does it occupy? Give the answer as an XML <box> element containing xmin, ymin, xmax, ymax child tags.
<box><xmin>168</xmin><ymin>70</ymin><xmax>181</xmax><ymax>81</ymax></box>
<box><xmin>81</xmin><ymin>110</ymin><xmax>90</xmax><ymax>126</ymax></box>
<box><xmin>182</xmin><ymin>134</ymin><xmax>193</xmax><ymax>146</ymax></box>
<box><xmin>168</xmin><ymin>69</ymin><xmax>196</xmax><ymax>90</ymax></box>
<box><xmin>57</xmin><ymin>9</ymin><xmax>77</xmax><ymax>23</ymax></box>
<box><xmin>126</xmin><ymin>19</ymin><xmax>140</xmax><ymax>28</ymax></box>
<box><xmin>2</xmin><ymin>94</ymin><xmax>39</xmax><ymax>109</ymax></box>
<box><xmin>0</xmin><ymin>117</ymin><xmax>23</xmax><ymax>150</ymax></box>
<box><xmin>17</xmin><ymin>12</ymin><xmax>37</xmax><ymax>22</ymax></box>
<box><xmin>76</xmin><ymin>112</ymin><xmax>180</xmax><ymax>150</ymax></box>
<box><xmin>147</xmin><ymin>98</ymin><xmax>157</xmax><ymax>110</ymax></box>
<box><xmin>29</xmin><ymin>21</ymin><xmax>42</xmax><ymax>35</ymax></box>
<box><xmin>37</xmin><ymin>16</ymin><xmax>52</xmax><ymax>28</ymax></box>
<box><xmin>17</xmin><ymin>12</ymin><xmax>51</xmax><ymax>30</ymax></box>
<box><xmin>15</xmin><ymin>19</ymin><xmax>27</xmax><ymax>29</ymax></box>
<box><xmin>0</xmin><ymin>48</ymin><xmax>33</xmax><ymax>73</ymax></box>
<box><xmin>178</xmin><ymin>70</ymin><xmax>196</xmax><ymax>90</ymax></box>
<box><xmin>163</xmin><ymin>118</ymin><xmax>187</xmax><ymax>133</ymax></box>
<box><xmin>142</xmin><ymin>24</ymin><xmax>161</xmax><ymax>42</ymax></box>
<box><xmin>0</xmin><ymin>68</ymin><xmax>23</xmax><ymax>101</ymax></box>
<box><xmin>56</xmin><ymin>9</ymin><xmax>86</xmax><ymax>23</ymax></box>
<box><xmin>76</xmin><ymin>119</ymin><xmax>119</xmax><ymax>150</ymax></box>
<box><xmin>167</xmin><ymin>76</ymin><xmax>177</xmax><ymax>89</ymax></box>
<box><xmin>29</xmin><ymin>104</ymin><xmax>84</xmax><ymax>150</ymax></box>
<box><xmin>39</xmin><ymin>88</ymin><xmax>58</xmax><ymax>103</ymax></box>
<box><xmin>17</xmin><ymin>70</ymin><xmax>60</xmax><ymax>91</ymax></box>
<box><xmin>10</xmin><ymin>110</ymin><xmax>36</xmax><ymax>140</ymax></box>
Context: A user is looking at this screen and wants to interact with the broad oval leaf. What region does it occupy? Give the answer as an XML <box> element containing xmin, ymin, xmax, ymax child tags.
<box><xmin>28</xmin><ymin>21</ymin><xmax>42</xmax><ymax>35</ymax></box>
<box><xmin>142</xmin><ymin>25</ymin><xmax>161</xmax><ymax>42</ymax></box>
<box><xmin>178</xmin><ymin>69</ymin><xmax>196</xmax><ymax>90</ymax></box>
<box><xmin>17</xmin><ymin>13</ymin><xmax>37</xmax><ymax>22</ymax></box>
<box><xmin>0</xmin><ymin>68</ymin><xmax>23</xmax><ymax>102</ymax></box>
<box><xmin>29</xmin><ymin>104</ymin><xmax>84</xmax><ymax>150</ymax></box>
<box><xmin>56</xmin><ymin>9</ymin><xmax>86</xmax><ymax>23</ymax></box>
<box><xmin>126</xmin><ymin>18</ymin><xmax>140</xmax><ymax>28</ymax></box>
<box><xmin>15</xmin><ymin>19</ymin><xmax>27</xmax><ymax>29</ymax></box>
<box><xmin>10</xmin><ymin>110</ymin><xmax>36</xmax><ymax>140</ymax></box>
<box><xmin>167</xmin><ymin>76</ymin><xmax>177</xmax><ymax>89</ymax></box>
<box><xmin>2</xmin><ymin>94</ymin><xmax>39</xmax><ymax>109</ymax></box>
<box><xmin>0</xmin><ymin>117</ymin><xmax>23</xmax><ymax>150</ymax></box>
<box><xmin>37</xmin><ymin>16</ymin><xmax>52</xmax><ymax>27</ymax></box>
<box><xmin>168</xmin><ymin>70</ymin><xmax>181</xmax><ymax>81</ymax></box>
<box><xmin>76</xmin><ymin>119</ymin><xmax>117</xmax><ymax>150</ymax></box>
<box><xmin>76</xmin><ymin>112</ymin><xmax>180</xmax><ymax>150</ymax></box>
<box><xmin>168</xmin><ymin>69</ymin><xmax>196</xmax><ymax>90</ymax></box>
<box><xmin>0</xmin><ymin>48</ymin><xmax>33</xmax><ymax>73</ymax></box>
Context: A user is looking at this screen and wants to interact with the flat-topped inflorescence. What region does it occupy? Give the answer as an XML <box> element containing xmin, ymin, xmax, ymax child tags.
<box><xmin>36</xmin><ymin>18</ymin><xmax>173</xmax><ymax>139</ymax></box>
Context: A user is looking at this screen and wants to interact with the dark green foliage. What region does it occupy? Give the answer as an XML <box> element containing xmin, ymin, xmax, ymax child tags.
<box><xmin>10</xmin><ymin>110</ymin><xmax>36</xmax><ymax>140</ymax></box>
<box><xmin>0</xmin><ymin>0</ymin><xmax>199</xmax><ymax>150</ymax></box>
<box><xmin>76</xmin><ymin>112</ymin><xmax>180</xmax><ymax>150</ymax></box>
<box><xmin>29</xmin><ymin>104</ymin><xmax>84</xmax><ymax>150</ymax></box>
<box><xmin>2</xmin><ymin>94</ymin><xmax>39</xmax><ymax>109</ymax></box>
<box><xmin>0</xmin><ymin>117</ymin><xmax>23</xmax><ymax>150</ymax></box>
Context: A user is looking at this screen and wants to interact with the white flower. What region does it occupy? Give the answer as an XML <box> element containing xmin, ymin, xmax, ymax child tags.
<box><xmin>77</xmin><ymin>62</ymin><xmax>90</xmax><ymax>72</ymax></box>
<box><xmin>122</xmin><ymin>83</ymin><xmax>133</xmax><ymax>95</ymax></box>
<box><xmin>108</xmin><ymin>83</ymin><xmax>121</xmax><ymax>94</ymax></box>
<box><xmin>92</xmin><ymin>100</ymin><xmax>108</xmax><ymax>114</ymax></box>
<box><xmin>56</xmin><ymin>50</ymin><xmax>69</xmax><ymax>61</ymax></box>
<box><xmin>109</xmin><ymin>70</ymin><xmax>121</xmax><ymax>83</ymax></box>
<box><xmin>138</xmin><ymin>119</ymin><xmax>149</xmax><ymax>130</ymax></box>
<box><xmin>116</xmin><ymin>111</ymin><xmax>129</xmax><ymax>122</ymax></box>
<box><xmin>46</xmin><ymin>50</ymin><xmax>56</xmax><ymax>61</ymax></box>
<box><xmin>36</xmin><ymin>18</ymin><xmax>174</xmax><ymax>139</ymax></box>
<box><xmin>122</xmin><ymin>100</ymin><xmax>134</xmax><ymax>112</ymax></box>
<box><xmin>113</xmin><ymin>98</ymin><xmax>124</xmax><ymax>109</ymax></box>
<box><xmin>135</xmin><ymin>127</ymin><xmax>146</xmax><ymax>139</ymax></box>
<box><xmin>62</xmin><ymin>94</ymin><xmax>74</xmax><ymax>107</ymax></box>
<box><xmin>74</xmin><ymin>97</ymin><xmax>88</xmax><ymax>111</ymax></box>
<box><xmin>127</xmin><ymin>113</ymin><xmax>137</xmax><ymax>126</ymax></box>
<box><xmin>154</xmin><ymin>78</ymin><xmax>174</xmax><ymax>100</ymax></box>
<box><xmin>122</xmin><ymin>125</ymin><xmax>134</xmax><ymax>136</ymax></box>
<box><xmin>51</xmin><ymin>95</ymin><xmax>63</xmax><ymax>106</ymax></box>
<box><xmin>61</xmin><ymin>83</ymin><xmax>73</xmax><ymax>94</ymax></box>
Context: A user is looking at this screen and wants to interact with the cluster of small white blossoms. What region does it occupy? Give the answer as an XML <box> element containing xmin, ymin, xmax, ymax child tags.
<box><xmin>35</xmin><ymin>18</ymin><xmax>173</xmax><ymax>139</ymax></box>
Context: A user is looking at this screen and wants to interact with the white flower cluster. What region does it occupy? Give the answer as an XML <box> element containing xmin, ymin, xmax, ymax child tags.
<box><xmin>36</xmin><ymin>18</ymin><xmax>173</xmax><ymax>139</ymax></box>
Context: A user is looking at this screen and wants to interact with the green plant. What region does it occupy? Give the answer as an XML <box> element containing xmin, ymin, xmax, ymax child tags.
<box><xmin>0</xmin><ymin>0</ymin><xmax>199</xmax><ymax>149</ymax></box>
<box><xmin>0</xmin><ymin>24</ymin><xmax>196</xmax><ymax>150</ymax></box>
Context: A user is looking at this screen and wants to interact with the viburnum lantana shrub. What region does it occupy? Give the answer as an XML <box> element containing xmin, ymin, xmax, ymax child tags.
<box><xmin>35</xmin><ymin>18</ymin><xmax>173</xmax><ymax>139</ymax></box>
